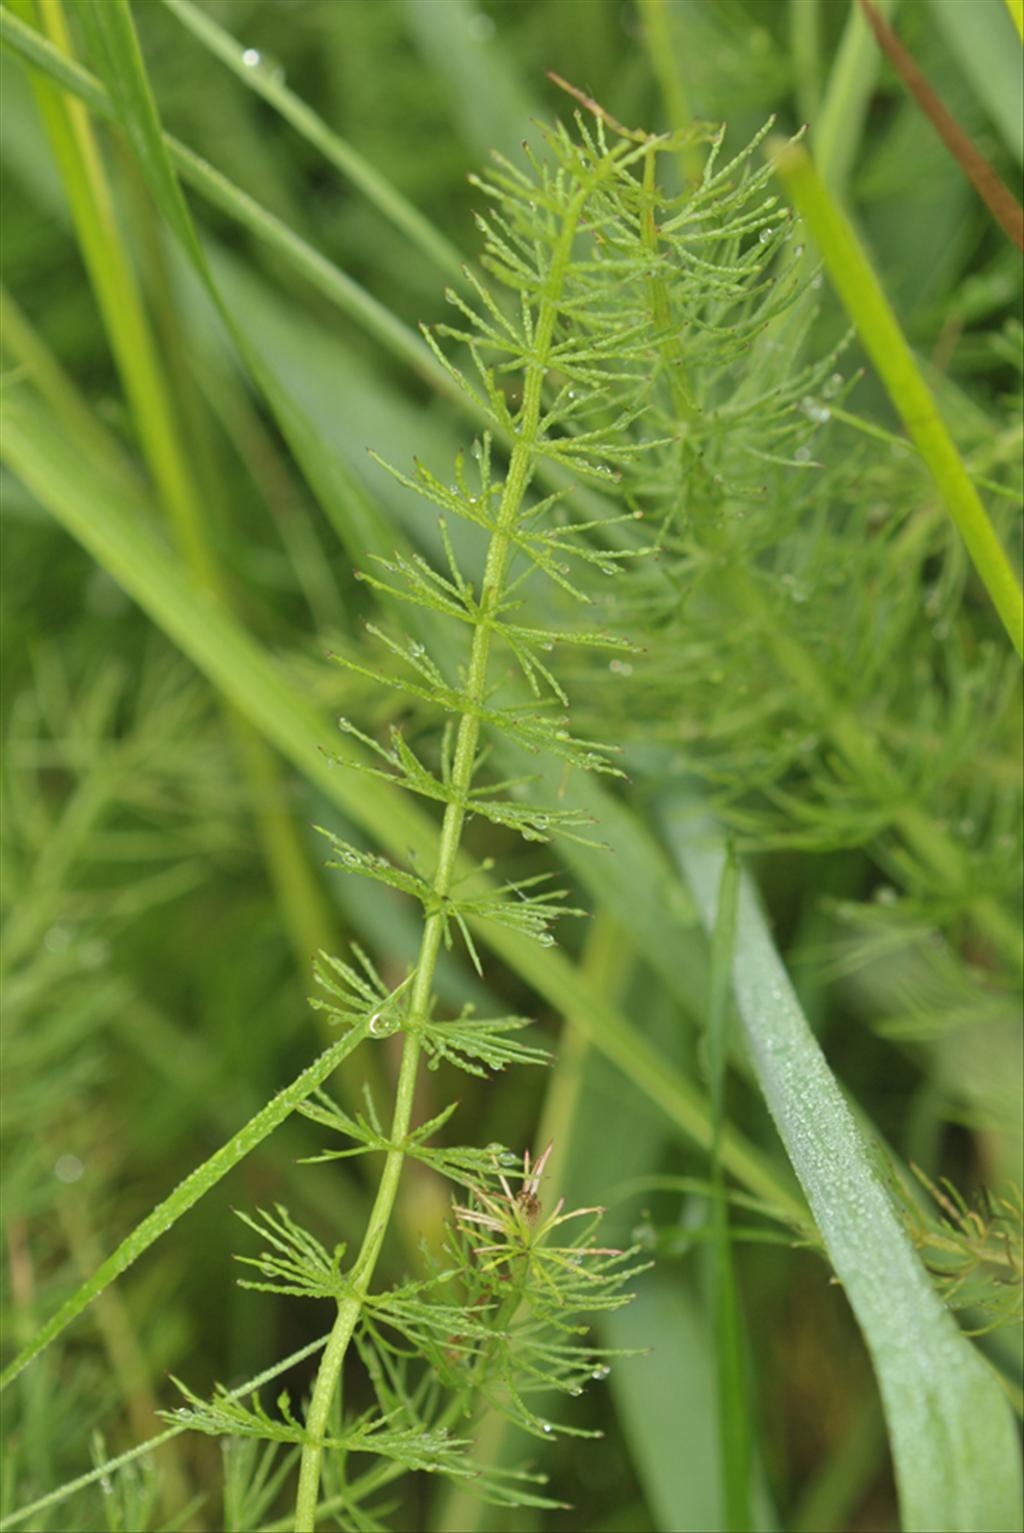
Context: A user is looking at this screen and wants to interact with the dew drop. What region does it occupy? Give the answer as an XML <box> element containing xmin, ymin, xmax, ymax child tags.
<box><xmin>368</xmin><ymin>1009</ymin><xmax>399</xmax><ymax>1038</ymax></box>
<box><xmin>55</xmin><ymin>1153</ymin><xmax>84</xmax><ymax>1184</ymax></box>
<box><xmin>591</xmin><ymin>1364</ymin><xmax>611</xmax><ymax>1381</ymax></box>
<box><xmin>823</xmin><ymin>372</ymin><xmax>843</xmax><ymax>398</ymax></box>
<box><xmin>758</xmin><ymin>226</ymin><xmax>774</xmax><ymax>244</ymax></box>
<box><xmin>241</xmin><ymin>46</ymin><xmax>284</xmax><ymax>82</ymax></box>
<box><xmin>800</xmin><ymin>395</ymin><xmax>831</xmax><ymax>424</ymax></box>
<box><xmin>794</xmin><ymin>446</ymin><xmax>812</xmax><ymax>463</ymax></box>
<box><xmin>540</xmin><ymin>1420</ymin><xmax>554</xmax><ymax>1434</ymax></box>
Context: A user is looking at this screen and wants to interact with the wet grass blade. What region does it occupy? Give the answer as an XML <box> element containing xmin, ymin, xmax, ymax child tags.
<box><xmin>669</xmin><ymin>806</ymin><xmax>1023</xmax><ymax>1533</ymax></box>
<box><xmin>0</xmin><ymin>4</ymin><xmax>452</xmax><ymax>396</ymax></box>
<box><xmin>159</xmin><ymin>0</ymin><xmax>465</xmax><ymax>282</ymax></box>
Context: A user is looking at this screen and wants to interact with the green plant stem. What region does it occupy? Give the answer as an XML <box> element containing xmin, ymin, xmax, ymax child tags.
<box><xmin>293</xmin><ymin>1033</ymin><xmax>421</xmax><ymax>1529</ymax></box>
<box><xmin>292</xmin><ymin>160</ymin><xmax>596</xmax><ymax>1533</ymax></box>
<box><xmin>433</xmin><ymin>908</ymin><xmax>631</xmax><ymax>1533</ymax></box>
<box><xmin>770</xmin><ymin>138</ymin><xmax>1023</xmax><ymax>658</ymax></box>
<box><xmin>3</xmin><ymin>379</ymin><xmax>806</xmax><ymax>1232</ymax></box>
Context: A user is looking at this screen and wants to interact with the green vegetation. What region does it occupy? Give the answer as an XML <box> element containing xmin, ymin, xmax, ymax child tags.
<box><xmin>2</xmin><ymin>3</ymin><xmax>1021</xmax><ymax>1531</ymax></box>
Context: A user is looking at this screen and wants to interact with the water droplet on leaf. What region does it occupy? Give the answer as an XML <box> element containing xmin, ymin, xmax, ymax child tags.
<box><xmin>55</xmin><ymin>1153</ymin><xmax>84</xmax><ymax>1184</ymax></box>
<box><xmin>800</xmin><ymin>396</ymin><xmax>830</xmax><ymax>424</ymax></box>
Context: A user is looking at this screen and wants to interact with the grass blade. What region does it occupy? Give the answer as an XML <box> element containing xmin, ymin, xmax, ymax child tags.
<box><xmin>158</xmin><ymin>0</ymin><xmax>464</xmax><ymax>282</ymax></box>
<box><xmin>1005</xmin><ymin>0</ymin><xmax>1024</xmax><ymax>42</ymax></box>
<box><xmin>668</xmin><ymin>807</ymin><xmax>1023</xmax><ymax>1533</ymax></box>
<box><xmin>13</xmin><ymin>0</ymin><xmax>337</xmax><ymax>973</ymax></box>
<box><xmin>0</xmin><ymin>1027</ymin><xmax>364</xmax><ymax>1392</ymax></box>
<box><xmin>0</xmin><ymin>1332</ymin><xmax>332</xmax><ymax>1530</ymax></box>
<box><xmin>770</xmin><ymin>137</ymin><xmax>1024</xmax><ymax>658</ymax></box>
<box><xmin>707</xmin><ymin>849</ymin><xmax>752</xmax><ymax>1532</ymax></box>
<box><xmin>812</xmin><ymin>0</ymin><xmax>896</xmax><ymax>191</ymax></box>
<box><xmin>0</xmin><ymin>4</ymin><xmax>453</xmax><ymax>396</ymax></box>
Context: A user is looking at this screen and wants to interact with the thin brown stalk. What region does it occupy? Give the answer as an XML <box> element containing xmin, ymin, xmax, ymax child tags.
<box><xmin>859</xmin><ymin>0</ymin><xmax>1024</xmax><ymax>251</ymax></box>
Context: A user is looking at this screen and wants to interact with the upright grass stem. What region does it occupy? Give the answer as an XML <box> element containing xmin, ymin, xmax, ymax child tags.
<box><xmin>292</xmin><ymin>179</ymin><xmax>592</xmax><ymax>1533</ymax></box>
<box><xmin>770</xmin><ymin>138</ymin><xmax>1023</xmax><ymax>659</ymax></box>
<box><xmin>13</xmin><ymin>0</ymin><xmax>338</xmax><ymax>972</ymax></box>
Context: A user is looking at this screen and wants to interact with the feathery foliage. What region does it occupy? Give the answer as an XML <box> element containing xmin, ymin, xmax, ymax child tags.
<box><xmin>2</xmin><ymin>2</ymin><xmax>1021</xmax><ymax>1531</ymax></box>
